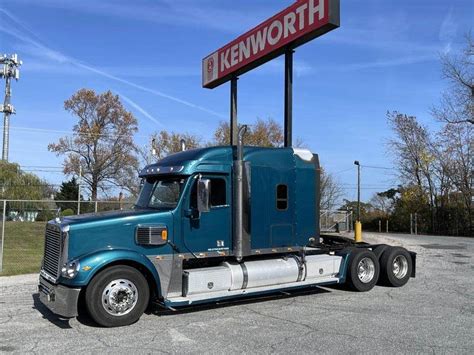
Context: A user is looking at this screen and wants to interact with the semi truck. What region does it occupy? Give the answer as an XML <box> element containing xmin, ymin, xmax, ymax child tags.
<box><xmin>38</xmin><ymin>129</ymin><xmax>416</xmax><ymax>327</ymax></box>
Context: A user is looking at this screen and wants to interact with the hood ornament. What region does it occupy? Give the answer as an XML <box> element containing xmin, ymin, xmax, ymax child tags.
<box><xmin>55</xmin><ymin>207</ymin><xmax>62</xmax><ymax>223</ymax></box>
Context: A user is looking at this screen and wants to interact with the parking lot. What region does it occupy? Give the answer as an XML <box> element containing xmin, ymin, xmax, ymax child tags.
<box><xmin>1</xmin><ymin>232</ymin><xmax>473</xmax><ymax>354</ymax></box>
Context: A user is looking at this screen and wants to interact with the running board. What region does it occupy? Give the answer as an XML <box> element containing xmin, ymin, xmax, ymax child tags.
<box><xmin>164</xmin><ymin>276</ymin><xmax>341</xmax><ymax>307</ymax></box>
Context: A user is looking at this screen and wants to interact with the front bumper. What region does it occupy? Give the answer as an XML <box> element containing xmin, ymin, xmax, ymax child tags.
<box><xmin>38</xmin><ymin>276</ymin><xmax>81</xmax><ymax>318</ymax></box>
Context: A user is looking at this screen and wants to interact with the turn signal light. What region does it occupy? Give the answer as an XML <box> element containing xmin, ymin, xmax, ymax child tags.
<box><xmin>161</xmin><ymin>230</ymin><xmax>168</xmax><ymax>240</ymax></box>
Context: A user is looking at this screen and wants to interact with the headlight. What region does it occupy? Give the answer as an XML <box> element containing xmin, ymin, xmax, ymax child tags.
<box><xmin>61</xmin><ymin>259</ymin><xmax>80</xmax><ymax>279</ymax></box>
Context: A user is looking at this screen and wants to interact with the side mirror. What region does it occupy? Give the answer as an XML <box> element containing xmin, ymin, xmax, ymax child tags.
<box><xmin>197</xmin><ymin>178</ymin><xmax>211</xmax><ymax>213</ymax></box>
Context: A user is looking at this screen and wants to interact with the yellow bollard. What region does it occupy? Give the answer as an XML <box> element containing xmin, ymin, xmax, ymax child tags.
<box><xmin>354</xmin><ymin>221</ymin><xmax>362</xmax><ymax>243</ymax></box>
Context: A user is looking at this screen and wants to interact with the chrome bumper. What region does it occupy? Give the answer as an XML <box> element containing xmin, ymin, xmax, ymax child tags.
<box><xmin>38</xmin><ymin>276</ymin><xmax>81</xmax><ymax>318</ymax></box>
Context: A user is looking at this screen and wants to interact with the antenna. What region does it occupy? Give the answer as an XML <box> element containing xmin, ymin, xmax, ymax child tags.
<box><xmin>0</xmin><ymin>54</ymin><xmax>22</xmax><ymax>162</ymax></box>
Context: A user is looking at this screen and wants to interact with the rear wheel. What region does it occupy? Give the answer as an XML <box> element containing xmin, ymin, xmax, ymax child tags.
<box><xmin>85</xmin><ymin>265</ymin><xmax>149</xmax><ymax>327</ymax></box>
<box><xmin>346</xmin><ymin>249</ymin><xmax>380</xmax><ymax>292</ymax></box>
<box><xmin>380</xmin><ymin>247</ymin><xmax>412</xmax><ymax>287</ymax></box>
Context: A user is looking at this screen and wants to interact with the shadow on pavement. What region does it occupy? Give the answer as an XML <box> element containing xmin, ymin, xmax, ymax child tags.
<box><xmin>31</xmin><ymin>293</ymin><xmax>73</xmax><ymax>329</ymax></box>
<box><xmin>153</xmin><ymin>286</ymin><xmax>332</xmax><ymax>316</ymax></box>
<box><xmin>32</xmin><ymin>286</ymin><xmax>333</xmax><ymax>328</ymax></box>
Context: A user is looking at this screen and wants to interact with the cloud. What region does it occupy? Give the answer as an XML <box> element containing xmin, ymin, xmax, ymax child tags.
<box><xmin>116</xmin><ymin>92</ymin><xmax>164</xmax><ymax>128</ymax></box>
<box><xmin>335</xmin><ymin>55</ymin><xmax>436</xmax><ymax>72</ymax></box>
<box><xmin>1</xmin><ymin>0</ymin><xmax>269</xmax><ymax>34</ymax></box>
<box><xmin>0</xmin><ymin>9</ymin><xmax>226</xmax><ymax>119</ymax></box>
<box><xmin>439</xmin><ymin>7</ymin><xmax>457</xmax><ymax>54</ymax></box>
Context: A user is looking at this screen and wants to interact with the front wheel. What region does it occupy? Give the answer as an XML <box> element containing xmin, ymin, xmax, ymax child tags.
<box><xmin>85</xmin><ymin>265</ymin><xmax>149</xmax><ymax>327</ymax></box>
<box><xmin>346</xmin><ymin>249</ymin><xmax>380</xmax><ymax>292</ymax></box>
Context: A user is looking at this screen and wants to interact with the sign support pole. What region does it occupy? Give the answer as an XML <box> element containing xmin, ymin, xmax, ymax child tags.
<box><xmin>284</xmin><ymin>50</ymin><xmax>294</xmax><ymax>148</ymax></box>
<box><xmin>230</xmin><ymin>77</ymin><xmax>238</xmax><ymax>146</ymax></box>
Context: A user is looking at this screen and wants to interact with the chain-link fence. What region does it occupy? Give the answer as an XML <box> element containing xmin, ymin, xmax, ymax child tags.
<box><xmin>320</xmin><ymin>210</ymin><xmax>353</xmax><ymax>233</ymax></box>
<box><xmin>0</xmin><ymin>199</ymin><xmax>134</xmax><ymax>276</ymax></box>
<box><xmin>1</xmin><ymin>201</ymin><xmax>354</xmax><ymax>277</ymax></box>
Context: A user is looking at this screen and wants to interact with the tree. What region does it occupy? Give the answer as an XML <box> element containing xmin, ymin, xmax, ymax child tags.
<box><xmin>213</xmin><ymin>118</ymin><xmax>286</xmax><ymax>147</ymax></box>
<box><xmin>55</xmin><ymin>177</ymin><xmax>81</xmax><ymax>213</ymax></box>
<box><xmin>387</xmin><ymin>111</ymin><xmax>439</xmax><ymax>232</ymax></box>
<box><xmin>49</xmin><ymin>89</ymin><xmax>139</xmax><ymax>200</ymax></box>
<box><xmin>0</xmin><ymin>161</ymin><xmax>50</xmax><ymax>200</ymax></box>
<box><xmin>148</xmin><ymin>131</ymin><xmax>202</xmax><ymax>161</ymax></box>
<box><xmin>320</xmin><ymin>169</ymin><xmax>344</xmax><ymax>211</ymax></box>
<box><xmin>432</xmin><ymin>33</ymin><xmax>473</xmax><ymax>125</ymax></box>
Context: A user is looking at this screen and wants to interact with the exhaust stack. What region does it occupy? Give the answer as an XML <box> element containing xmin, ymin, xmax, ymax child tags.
<box><xmin>180</xmin><ymin>139</ymin><xmax>186</xmax><ymax>151</ymax></box>
<box><xmin>234</xmin><ymin>125</ymin><xmax>248</xmax><ymax>262</ymax></box>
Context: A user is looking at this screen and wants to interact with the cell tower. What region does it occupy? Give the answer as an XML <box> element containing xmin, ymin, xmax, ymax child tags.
<box><xmin>0</xmin><ymin>54</ymin><xmax>22</xmax><ymax>162</ymax></box>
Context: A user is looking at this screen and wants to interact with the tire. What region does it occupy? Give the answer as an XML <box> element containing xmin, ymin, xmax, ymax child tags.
<box><xmin>373</xmin><ymin>245</ymin><xmax>390</xmax><ymax>259</ymax></box>
<box><xmin>85</xmin><ymin>265</ymin><xmax>150</xmax><ymax>327</ymax></box>
<box><xmin>346</xmin><ymin>249</ymin><xmax>380</xmax><ymax>292</ymax></box>
<box><xmin>379</xmin><ymin>247</ymin><xmax>412</xmax><ymax>287</ymax></box>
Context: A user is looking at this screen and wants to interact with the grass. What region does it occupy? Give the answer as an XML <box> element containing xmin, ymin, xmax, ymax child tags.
<box><xmin>0</xmin><ymin>222</ymin><xmax>46</xmax><ymax>277</ymax></box>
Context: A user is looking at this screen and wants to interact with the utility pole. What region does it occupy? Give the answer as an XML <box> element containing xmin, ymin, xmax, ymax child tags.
<box><xmin>0</xmin><ymin>54</ymin><xmax>22</xmax><ymax>162</ymax></box>
<box><xmin>77</xmin><ymin>166</ymin><xmax>82</xmax><ymax>215</ymax></box>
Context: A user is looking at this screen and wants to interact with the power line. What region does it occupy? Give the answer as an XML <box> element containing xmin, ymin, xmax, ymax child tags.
<box><xmin>9</xmin><ymin>125</ymin><xmax>151</xmax><ymax>140</ymax></box>
<box><xmin>361</xmin><ymin>165</ymin><xmax>393</xmax><ymax>170</ymax></box>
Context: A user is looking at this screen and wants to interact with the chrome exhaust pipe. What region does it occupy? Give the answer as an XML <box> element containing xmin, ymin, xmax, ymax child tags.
<box><xmin>234</xmin><ymin>125</ymin><xmax>247</xmax><ymax>262</ymax></box>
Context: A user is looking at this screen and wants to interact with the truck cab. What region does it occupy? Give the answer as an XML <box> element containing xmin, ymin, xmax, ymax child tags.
<box><xmin>38</xmin><ymin>146</ymin><xmax>415</xmax><ymax>327</ymax></box>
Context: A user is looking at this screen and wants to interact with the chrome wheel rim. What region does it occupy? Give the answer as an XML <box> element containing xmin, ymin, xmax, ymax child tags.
<box><xmin>357</xmin><ymin>257</ymin><xmax>376</xmax><ymax>283</ymax></box>
<box><xmin>392</xmin><ymin>255</ymin><xmax>408</xmax><ymax>279</ymax></box>
<box><xmin>102</xmin><ymin>279</ymin><xmax>138</xmax><ymax>316</ymax></box>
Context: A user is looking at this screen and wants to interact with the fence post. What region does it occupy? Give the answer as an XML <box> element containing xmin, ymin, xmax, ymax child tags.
<box><xmin>378</xmin><ymin>220</ymin><xmax>381</xmax><ymax>233</ymax></box>
<box><xmin>410</xmin><ymin>213</ymin><xmax>413</xmax><ymax>234</ymax></box>
<box><xmin>414</xmin><ymin>213</ymin><xmax>418</xmax><ymax>235</ymax></box>
<box><xmin>0</xmin><ymin>200</ymin><xmax>6</xmax><ymax>273</ymax></box>
<box><xmin>386</xmin><ymin>220</ymin><xmax>389</xmax><ymax>233</ymax></box>
<box><xmin>94</xmin><ymin>201</ymin><xmax>98</xmax><ymax>213</ymax></box>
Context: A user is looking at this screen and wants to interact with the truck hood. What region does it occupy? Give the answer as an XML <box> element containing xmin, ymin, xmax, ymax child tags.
<box><xmin>61</xmin><ymin>209</ymin><xmax>158</xmax><ymax>226</ymax></box>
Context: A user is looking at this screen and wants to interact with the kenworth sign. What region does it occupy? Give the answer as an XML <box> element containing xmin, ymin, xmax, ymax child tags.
<box><xmin>202</xmin><ymin>0</ymin><xmax>340</xmax><ymax>88</ymax></box>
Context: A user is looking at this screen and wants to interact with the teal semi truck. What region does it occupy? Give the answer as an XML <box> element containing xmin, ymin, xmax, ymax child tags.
<box><xmin>38</xmin><ymin>134</ymin><xmax>416</xmax><ymax>327</ymax></box>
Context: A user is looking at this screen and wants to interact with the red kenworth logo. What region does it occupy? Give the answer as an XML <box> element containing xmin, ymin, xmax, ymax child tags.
<box><xmin>207</xmin><ymin>57</ymin><xmax>214</xmax><ymax>74</ymax></box>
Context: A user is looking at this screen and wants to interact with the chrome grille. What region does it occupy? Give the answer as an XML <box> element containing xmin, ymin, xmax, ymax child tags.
<box><xmin>43</xmin><ymin>224</ymin><xmax>62</xmax><ymax>279</ymax></box>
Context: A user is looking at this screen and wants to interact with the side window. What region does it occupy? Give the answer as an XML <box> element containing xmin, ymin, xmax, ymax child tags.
<box><xmin>190</xmin><ymin>177</ymin><xmax>227</xmax><ymax>209</ymax></box>
<box><xmin>210</xmin><ymin>178</ymin><xmax>226</xmax><ymax>207</ymax></box>
<box><xmin>276</xmin><ymin>184</ymin><xmax>288</xmax><ymax>211</ymax></box>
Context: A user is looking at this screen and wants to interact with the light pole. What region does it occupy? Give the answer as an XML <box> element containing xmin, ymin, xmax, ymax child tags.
<box><xmin>354</xmin><ymin>160</ymin><xmax>362</xmax><ymax>242</ymax></box>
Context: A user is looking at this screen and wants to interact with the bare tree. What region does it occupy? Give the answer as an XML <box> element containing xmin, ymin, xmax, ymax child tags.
<box><xmin>440</xmin><ymin>122</ymin><xmax>473</xmax><ymax>232</ymax></box>
<box><xmin>320</xmin><ymin>168</ymin><xmax>344</xmax><ymax>211</ymax></box>
<box><xmin>49</xmin><ymin>89</ymin><xmax>139</xmax><ymax>200</ymax></box>
<box><xmin>432</xmin><ymin>33</ymin><xmax>474</xmax><ymax>125</ymax></box>
<box><xmin>213</xmin><ymin>118</ymin><xmax>284</xmax><ymax>147</ymax></box>
<box><xmin>387</xmin><ymin>112</ymin><xmax>440</xmax><ymax>231</ymax></box>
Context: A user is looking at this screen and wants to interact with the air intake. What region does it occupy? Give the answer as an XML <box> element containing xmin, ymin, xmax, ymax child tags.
<box><xmin>135</xmin><ymin>225</ymin><xmax>168</xmax><ymax>246</ymax></box>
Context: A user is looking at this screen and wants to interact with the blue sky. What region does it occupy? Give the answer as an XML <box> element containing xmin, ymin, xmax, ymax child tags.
<box><xmin>0</xmin><ymin>0</ymin><xmax>472</xmax><ymax>201</ymax></box>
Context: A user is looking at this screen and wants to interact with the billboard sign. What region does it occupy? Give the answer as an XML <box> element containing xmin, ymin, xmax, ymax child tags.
<box><xmin>202</xmin><ymin>0</ymin><xmax>340</xmax><ymax>89</ymax></box>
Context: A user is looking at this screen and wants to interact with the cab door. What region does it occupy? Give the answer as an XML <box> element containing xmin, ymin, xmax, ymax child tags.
<box><xmin>181</xmin><ymin>175</ymin><xmax>231</xmax><ymax>254</ymax></box>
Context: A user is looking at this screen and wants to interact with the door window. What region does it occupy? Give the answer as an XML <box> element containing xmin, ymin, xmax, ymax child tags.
<box><xmin>190</xmin><ymin>177</ymin><xmax>227</xmax><ymax>208</ymax></box>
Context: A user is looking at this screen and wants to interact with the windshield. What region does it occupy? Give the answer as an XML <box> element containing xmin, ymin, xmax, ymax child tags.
<box><xmin>135</xmin><ymin>177</ymin><xmax>187</xmax><ymax>210</ymax></box>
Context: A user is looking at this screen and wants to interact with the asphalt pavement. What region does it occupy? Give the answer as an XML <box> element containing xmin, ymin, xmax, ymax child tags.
<box><xmin>0</xmin><ymin>232</ymin><xmax>473</xmax><ymax>354</ymax></box>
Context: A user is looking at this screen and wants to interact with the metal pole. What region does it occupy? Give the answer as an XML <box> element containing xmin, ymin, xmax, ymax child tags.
<box><xmin>2</xmin><ymin>77</ymin><xmax>11</xmax><ymax>161</ymax></box>
<box><xmin>230</xmin><ymin>77</ymin><xmax>238</xmax><ymax>146</ymax></box>
<box><xmin>284</xmin><ymin>50</ymin><xmax>294</xmax><ymax>148</ymax></box>
<box><xmin>357</xmin><ymin>164</ymin><xmax>361</xmax><ymax>221</ymax></box>
<box><xmin>0</xmin><ymin>200</ymin><xmax>6</xmax><ymax>272</ymax></box>
<box><xmin>386</xmin><ymin>220</ymin><xmax>389</xmax><ymax>233</ymax></box>
<box><xmin>410</xmin><ymin>213</ymin><xmax>413</xmax><ymax>235</ymax></box>
<box><xmin>77</xmin><ymin>166</ymin><xmax>82</xmax><ymax>215</ymax></box>
<box><xmin>94</xmin><ymin>201</ymin><xmax>98</xmax><ymax>213</ymax></box>
<box><xmin>415</xmin><ymin>213</ymin><xmax>418</xmax><ymax>235</ymax></box>
<box><xmin>379</xmin><ymin>220</ymin><xmax>381</xmax><ymax>233</ymax></box>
